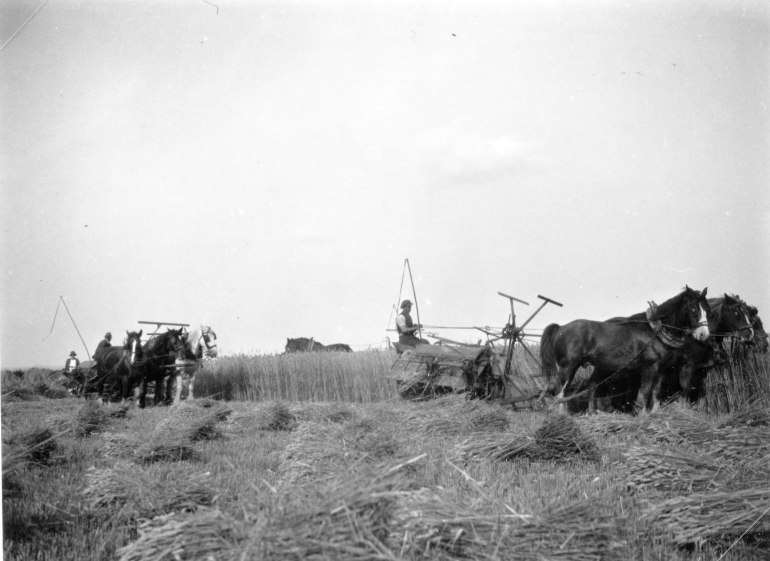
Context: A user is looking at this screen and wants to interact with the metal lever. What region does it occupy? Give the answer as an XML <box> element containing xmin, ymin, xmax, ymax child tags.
<box><xmin>537</xmin><ymin>295</ymin><xmax>563</xmax><ymax>307</ymax></box>
<box><xmin>519</xmin><ymin>295</ymin><xmax>563</xmax><ymax>330</ymax></box>
<box><xmin>498</xmin><ymin>291</ymin><xmax>529</xmax><ymax>306</ymax></box>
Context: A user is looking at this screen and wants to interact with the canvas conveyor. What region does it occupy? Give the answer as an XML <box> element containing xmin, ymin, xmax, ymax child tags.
<box><xmin>386</xmin><ymin>343</ymin><xmax>549</xmax><ymax>408</ymax></box>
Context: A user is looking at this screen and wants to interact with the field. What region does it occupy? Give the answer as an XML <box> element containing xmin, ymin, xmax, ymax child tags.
<box><xmin>3</xmin><ymin>348</ymin><xmax>769</xmax><ymax>560</ymax></box>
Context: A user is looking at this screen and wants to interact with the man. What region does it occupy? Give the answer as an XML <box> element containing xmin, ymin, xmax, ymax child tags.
<box><xmin>396</xmin><ymin>300</ymin><xmax>430</xmax><ymax>348</ymax></box>
<box><xmin>64</xmin><ymin>351</ymin><xmax>80</xmax><ymax>372</ymax></box>
<box><xmin>93</xmin><ymin>332</ymin><xmax>113</xmax><ymax>359</ymax></box>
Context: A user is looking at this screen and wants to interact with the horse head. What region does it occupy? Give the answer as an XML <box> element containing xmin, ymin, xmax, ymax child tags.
<box><xmin>716</xmin><ymin>294</ymin><xmax>754</xmax><ymax>341</ymax></box>
<box><xmin>745</xmin><ymin>305</ymin><xmax>768</xmax><ymax>353</ymax></box>
<box><xmin>199</xmin><ymin>325</ymin><xmax>218</xmax><ymax>358</ymax></box>
<box><xmin>124</xmin><ymin>330</ymin><xmax>144</xmax><ymax>365</ymax></box>
<box><xmin>680</xmin><ymin>285</ymin><xmax>710</xmax><ymax>341</ymax></box>
<box><xmin>167</xmin><ymin>328</ymin><xmax>187</xmax><ymax>359</ymax></box>
<box><xmin>183</xmin><ymin>325</ymin><xmax>219</xmax><ymax>359</ymax></box>
<box><xmin>285</xmin><ymin>337</ymin><xmax>309</xmax><ymax>353</ymax></box>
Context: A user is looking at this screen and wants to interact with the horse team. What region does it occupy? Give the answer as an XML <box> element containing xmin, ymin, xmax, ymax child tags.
<box><xmin>93</xmin><ymin>325</ymin><xmax>218</xmax><ymax>408</ymax></box>
<box><xmin>540</xmin><ymin>287</ymin><xmax>767</xmax><ymax>414</ymax></box>
<box><xmin>88</xmin><ymin>288</ymin><xmax>767</xmax><ymax>415</ymax></box>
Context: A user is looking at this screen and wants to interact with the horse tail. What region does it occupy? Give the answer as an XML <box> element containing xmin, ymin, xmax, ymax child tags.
<box><xmin>540</xmin><ymin>323</ymin><xmax>561</xmax><ymax>384</ymax></box>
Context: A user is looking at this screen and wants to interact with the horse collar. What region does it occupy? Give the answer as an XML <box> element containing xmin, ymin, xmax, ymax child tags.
<box><xmin>646</xmin><ymin>302</ymin><xmax>685</xmax><ymax>348</ymax></box>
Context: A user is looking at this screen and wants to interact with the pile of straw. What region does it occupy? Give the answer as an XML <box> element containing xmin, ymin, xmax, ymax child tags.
<box><xmin>619</xmin><ymin>446</ymin><xmax>736</xmax><ymax>493</ymax></box>
<box><xmin>3</xmin><ymin>426</ymin><xmax>66</xmax><ymax>498</ymax></box>
<box><xmin>135</xmin><ymin>435</ymin><xmax>198</xmax><ymax>464</ymax></box>
<box><xmin>118</xmin><ymin>468</ymin><xmax>412</xmax><ymax>561</ymax></box>
<box><xmin>409</xmin><ymin>399</ymin><xmax>510</xmax><ymax>437</ymax></box>
<box><xmin>459</xmin><ymin>413</ymin><xmax>598</xmax><ymax>462</ymax></box>
<box><xmin>73</xmin><ymin>401</ymin><xmax>130</xmax><ymax>436</ymax></box>
<box><xmin>6</xmin><ymin>427</ymin><xmax>57</xmax><ymax>467</ymax></box>
<box><xmin>635</xmin><ymin>405</ymin><xmax>770</xmax><ymax>462</ymax></box>
<box><xmin>399</xmin><ymin>494</ymin><xmax>624</xmax><ymax>560</ymax></box>
<box><xmin>117</xmin><ymin>508</ymin><xmax>245</xmax><ymax>561</ymax></box>
<box><xmin>154</xmin><ymin>404</ymin><xmax>233</xmax><ymax>442</ymax></box>
<box><xmin>323</xmin><ymin>405</ymin><xmax>356</xmax><ymax>424</ymax></box>
<box><xmin>83</xmin><ymin>461</ymin><xmax>215</xmax><ymax>521</ymax></box>
<box><xmin>101</xmin><ymin>428</ymin><xmax>197</xmax><ymax>464</ymax></box>
<box><xmin>279</xmin><ymin>419</ymin><xmax>400</xmax><ymax>483</ymax></box>
<box><xmin>101</xmin><ymin>431</ymin><xmax>141</xmax><ymax>459</ymax></box>
<box><xmin>101</xmin><ymin>403</ymin><xmax>233</xmax><ymax>463</ymax></box>
<box><xmin>642</xmin><ymin>488</ymin><xmax>770</xmax><ymax>546</ymax></box>
<box><xmin>576</xmin><ymin>411</ymin><xmax>642</xmax><ymax>436</ymax></box>
<box><xmin>263</xmin><ymin>402</ymin><xmax>297</xmax><ymax>431</ymax></box>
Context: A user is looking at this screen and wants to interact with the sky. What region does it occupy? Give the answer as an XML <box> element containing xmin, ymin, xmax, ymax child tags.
<box><xmin>1</xmin><ymin>0</ymin><xmax>768</xmax><ymax>369</ymax></box>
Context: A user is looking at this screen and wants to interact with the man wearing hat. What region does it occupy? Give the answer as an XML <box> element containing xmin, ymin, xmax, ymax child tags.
<box><xmin>396</xmin><ymin>300</ymin><xmax>430</xmax><ymax>348</ymax></box>
<box><xmin>93</xmin><ymin>332</ymin><xmax>113</xmax><ymax>359</ymax></box>
<box><xmin>64</xmin><ymin>351</ymin><xmax>80</xmax><ymax>372</ymax></box>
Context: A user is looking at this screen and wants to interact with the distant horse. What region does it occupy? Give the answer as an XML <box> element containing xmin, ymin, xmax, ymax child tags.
<box><xmin>540</xmin><ymin>287</ymin><xmax>710</xmax><ymax>413</ymax></box>
<box><xmin>95</xmin><ymin>330</ymin><xmax>144</xmax><ymax>403</ymax></box>
<box><xmin>170</xmin><ymin>324</ymin><xmax>219</xmax><ymax>404</ymax></box>
<box><xmin>135</xmin><ymin>328</ymin><xmax>186</xmax><ymax>408</ymax></box>
<box><xmin>285</xmin><ymin>337</ymin><xmax>353</xmax><ymax>353</ymax></box>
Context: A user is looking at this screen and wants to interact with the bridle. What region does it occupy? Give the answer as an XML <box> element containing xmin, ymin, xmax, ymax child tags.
<box><xmin>188</xmin><ymin>325</ymin><xmax>218</xmax><ymax>359</ymax></box>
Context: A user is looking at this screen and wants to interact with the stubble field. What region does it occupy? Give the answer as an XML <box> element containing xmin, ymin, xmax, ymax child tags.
<box><xmin>2</xmin><ymin>349</ymin><xmax>769</xmax><ymax>560</ymax></box>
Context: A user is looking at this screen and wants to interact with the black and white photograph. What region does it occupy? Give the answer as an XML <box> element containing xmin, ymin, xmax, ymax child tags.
<box><xmin>2</xmin><ymin>1</ymin><xmax>768</xmax><ymax>559</ymax></box>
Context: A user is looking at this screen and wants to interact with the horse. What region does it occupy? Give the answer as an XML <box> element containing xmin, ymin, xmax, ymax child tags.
<box><xmin>615</xmin><ymin>293</ymin><xmax>752</xmax><ymax>407</ymax></box>
<box><xmin>170</xmin><ymin>324</ymin><xmax>219</xmax><ymax>404</ymax></box>
<box><xmin>540</xmin><ymin>286</ymin><xmax>711</xmax><ymax>414</ymax></box>
<box><xmin>325</xmin><ymin>343</ymin><xmax>353</xmax><ymax>352</ymax></box>
<box><xmin>284</xmin><ymin>337</ymin><xmax>353</xmax><ymax>353</ymax></box>
<box><xmin>95</xmin><ymin>330</ymin><xmax>144</xmax><ymax>403</ymax></box>
<box><xmin>743</xmin><ymin>305</ymin><xmax>769</xmax><ymax>354</ymax></box>
<box><xmin>135</xmin><ymin>328</ymin><xmax>186</xmax><ymax>408</ymax></box>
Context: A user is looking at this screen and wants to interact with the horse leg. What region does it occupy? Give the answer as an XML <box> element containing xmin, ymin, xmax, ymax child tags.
<box><xmin>679</xmin><ymin>363</ymin><xmax>694</xmax><ymax>406</ymax></box>
<box><xmin>174</xmin><ymin>374</ymin><xmax>183</xmax><ymax>404</ymax></box>
<box><xmin>122</xmin><ymin>370</ymin><xmax>132</xmax><ymax>403</ymax></box>
<box><xmin>587</xmin><ymin>384</ymin><xmax>597</xmax><ymax>414</ymax></box>
<box><xmin>164</xmin><ymin>374</ymin><xmax>174</xmax><ymax>405</ymax></box>
<box><xmin>188</xmin><ymin>373</ymin><xmax>195</xmax><ymax>400</ymax></box>
<box><xmin>554</xmin><ymin>362</ymin><xmax>583</xmax><ymax>413</ymax></box>
<box><xmin>635</xmin><ymin>366</ymin><xmax>660</xmax><ymax>413</ymax></box>
<box><xmin>138</xmin><ymin>377</ymin><xmax>147</xmax><ymax>409</ymax></box>
<box><xmin>650</xmin><ymin>373</ymin><xmax>665</xmax><ymax>413</ymax></box>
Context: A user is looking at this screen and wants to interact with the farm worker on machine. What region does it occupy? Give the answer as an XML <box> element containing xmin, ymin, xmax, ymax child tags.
<box><xmin>64</xmin><ymin>351</ymin><xmax>79</xmax><ymax>372</ymax></box>
<box><xmin>93</xmin><ymin>332</ymin><xmax>112</xmax><ymax>359</ymax></box>
<box><xmin>396</xmin><ymin>300</ymin><xmax>430</xmax><ymax>348</ymax></box>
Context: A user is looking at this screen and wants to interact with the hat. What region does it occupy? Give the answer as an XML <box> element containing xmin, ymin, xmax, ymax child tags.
<box><xmin>105</xmin><ymin>332</ymin><xmax>112</xmax><ymax>338</ymax></box>
<box><xmin>400</xmin><ymin>300</ymin><xmax>413</xmax><ymax>308</ymax></box>
<box><xmin>70</xmin><ymin>351</ymin><xmax>77</xmax><ymax>356</ymax></box>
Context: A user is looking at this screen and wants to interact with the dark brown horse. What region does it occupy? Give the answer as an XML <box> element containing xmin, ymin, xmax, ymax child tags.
<box><xmin>540</xmin><ymin>287</ymin><xmax>710</xmax><ymax>413</ymax></box>
<box><xmin>95</xmin><ymin>330</ymin><xmax>144</xmax><ymax>403</ymax></box>
<box><xmin>743</xmin><ymin>305</ymin><xmax>768</xmax><ymax>355</ymax></box>
<box><xmin>136</xmin><ymin>328</ymin><xmax>186</xmax><ymax>408</ymax></box>
<box><xmin>609</xmin><ymin>294</ymin><xmax>753</xmax><ymax>408</ymax></box>
<box><xmin>284</xmin><ymin>337</ymin><xmax>353</xmax><ymax>353</ymax></box>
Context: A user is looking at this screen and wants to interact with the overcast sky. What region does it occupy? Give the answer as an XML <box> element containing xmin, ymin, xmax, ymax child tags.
<box><xmin>1</xmin><ymin>0</ymin><xmax>768</xmax><ymax>369</ymax></box>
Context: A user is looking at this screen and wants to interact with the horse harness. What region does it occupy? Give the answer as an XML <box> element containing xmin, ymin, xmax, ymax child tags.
<box><xmin>553</xmin><ymin>303</ymin><xmax>697</xmax><ymax>406</ymax></box>
<box><xmin>186</xmin><ymin>326</ymin><xmax>218</xmax><ymax>359</ymax></box>
<box><xmin>645</xmin><ymin>302</ymin><xmax>686</xmax><ymax>348</ymax></box>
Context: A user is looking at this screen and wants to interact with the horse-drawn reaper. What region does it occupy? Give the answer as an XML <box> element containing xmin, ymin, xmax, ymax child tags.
<box><xmin>386</xmin><ymin>291</ymin><xmax>563</xmax><ymax>409</ymax></box>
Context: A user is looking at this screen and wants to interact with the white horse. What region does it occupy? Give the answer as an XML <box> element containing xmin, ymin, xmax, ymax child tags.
<box><xmin>172</xmin><ymin>324</ymin><xmax>218</xmax><ymax>404</ymax></box>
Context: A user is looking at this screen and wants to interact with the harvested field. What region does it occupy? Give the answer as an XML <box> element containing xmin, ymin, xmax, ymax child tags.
<box><xmin>3</xmin><ymin>353</ymin><xmax>770</xmax><ymax>560</ymax></box>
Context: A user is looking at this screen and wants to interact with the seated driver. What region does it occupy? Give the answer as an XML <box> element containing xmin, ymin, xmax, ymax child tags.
<box><xmin>396</xmin><ymin>300</ymin><xmax>430</xmax><ymax>347</ymax></box>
